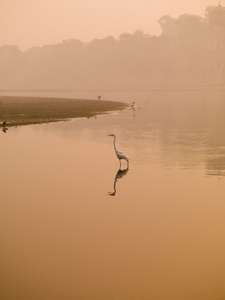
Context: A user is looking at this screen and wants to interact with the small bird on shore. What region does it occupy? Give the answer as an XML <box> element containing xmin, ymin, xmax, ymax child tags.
<box><xmin>108</xmin><ymin>134</ymin><xmax>129</xmax><ymax>169</ymax></box>
<box><xmin>1</xmin><ymin>121</ymin><xmax>6</xmax><ymax>126</ymax></box>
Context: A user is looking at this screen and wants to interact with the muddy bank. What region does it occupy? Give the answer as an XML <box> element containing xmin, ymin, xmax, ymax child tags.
<box><xmin>0</xmin><ymin>96</ymin><xmax>128</xmax><ymax>127</ymax></box>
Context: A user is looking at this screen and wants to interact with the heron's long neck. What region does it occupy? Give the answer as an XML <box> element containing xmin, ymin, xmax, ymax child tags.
<box><xmin>113</xmin><ymin>136</ymin><xmax>117</xmax><ymax>153</ymax></box>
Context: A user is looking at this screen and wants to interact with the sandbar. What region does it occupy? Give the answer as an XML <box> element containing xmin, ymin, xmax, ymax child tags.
<box><xmin>0</xmin><ymin>96</ymin><xmax>128</xmax><ymax>127</ymax></box>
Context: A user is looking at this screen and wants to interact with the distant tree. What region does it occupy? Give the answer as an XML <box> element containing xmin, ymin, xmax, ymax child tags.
<box><xmin>119</xmin><ymin>30</ymin><xmax>150</xmax><ymax>41</ymax></box>
<box><xmin>0</xmin><ymin>45</ymin><xmax>21</xmax><ymax>60</ymax></box>
<box><xmin>159</xmin><ymin>15</ymin><xmax>177</xmax><ymax>37</ymax></box>
<box><xmin>176</xmin><ymin>14</ymin><xmax>205</xmax><ymax>37</ymax></box>
<box><xmin>205</xmin><ymin>4</ymin><xmax>225</xmax><ymax>30</ymax></box>
<box><xmin>0</xmin><ymin>45</ymin><xmax>22</xmax><ymax>88</ymax></box>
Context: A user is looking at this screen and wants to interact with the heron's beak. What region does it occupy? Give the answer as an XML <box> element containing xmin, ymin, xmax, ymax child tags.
<box><xmin>107</xmin><ymin>134</ymin><xmax>113</xmax><ymax>136</ymax></box>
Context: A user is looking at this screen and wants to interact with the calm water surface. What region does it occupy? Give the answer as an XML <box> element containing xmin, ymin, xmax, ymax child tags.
<box><xmin>1</xmin><ymin>90</ymin><xmax>225</xmax><ymax>300</ymax></box>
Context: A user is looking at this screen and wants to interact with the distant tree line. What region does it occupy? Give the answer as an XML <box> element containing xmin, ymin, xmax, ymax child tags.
<box><xmin>1</xmin><ymin>4</ymin><xmax>225</xmax><ymax>89</ymax></box>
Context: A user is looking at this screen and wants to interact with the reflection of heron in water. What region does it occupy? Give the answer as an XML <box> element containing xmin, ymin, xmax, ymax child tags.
<box><xmin>1</xmin><ymin>121</ymin><xmax>8</xmax><ymax>133</ymax></box>
<box><xmin>131</xmin><ymin>102</ymin><xmax>136</xmax><ymax>118</ymax></box>
<box><xmin>108</xmin><ymin>134</ymin><xmax>129</xmax><ymax>169</ymax></box>
<box><xmin>2</xmin><ymin>127</ymin><xmax>8</xmax><ymax>133</ymax></box>
<box><xmin>108</xmin><ymin>168</ymin><xmax>129</xmax><ymax>196</ymax></box>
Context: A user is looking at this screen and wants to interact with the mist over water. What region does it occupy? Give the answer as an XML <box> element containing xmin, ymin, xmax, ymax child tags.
<box><xmin>1</xmin><ymin>2</ymin><xmax>225</xmax><ymax>299</ymax></box>
<box><xmin>1</xmin><ymin>89</ymin><xmax>225</xmax><ymax>300</ymax></box>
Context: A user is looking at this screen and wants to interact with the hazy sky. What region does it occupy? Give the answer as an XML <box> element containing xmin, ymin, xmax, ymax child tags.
<box><xmin>0</xmin><ymin>0</ymin><xmax>221</xmax><ymax>50</ymax></box>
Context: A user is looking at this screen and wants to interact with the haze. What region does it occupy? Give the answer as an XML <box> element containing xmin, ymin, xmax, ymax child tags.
<box><xmin>1</xmin><ymin>0</ymin><xmax>220</xmax><ymax>50</ymax></box>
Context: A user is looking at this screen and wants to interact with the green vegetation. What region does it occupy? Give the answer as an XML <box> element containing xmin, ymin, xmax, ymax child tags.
<box><xmin>0</xmin><ymin>96</ymin><xmax>128</xmax><ymax>127</ymax></box>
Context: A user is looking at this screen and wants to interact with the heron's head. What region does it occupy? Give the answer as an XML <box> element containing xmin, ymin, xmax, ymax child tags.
<box><xmin>107</xmin><ymin>134</ymin><xmax>115</xmax><ymax>137</ymax></box>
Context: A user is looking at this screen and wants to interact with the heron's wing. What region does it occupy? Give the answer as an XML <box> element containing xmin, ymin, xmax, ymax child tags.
<box><xmin>117</xmin><ymin>150</ymin><xmax>129</xmax><ymax>160</ymax></box>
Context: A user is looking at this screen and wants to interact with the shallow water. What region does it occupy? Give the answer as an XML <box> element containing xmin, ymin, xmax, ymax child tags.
<box><xmin>1</xmin><ymin>90</ymin><xmax>225</xmax><ymax>300</ymax></box>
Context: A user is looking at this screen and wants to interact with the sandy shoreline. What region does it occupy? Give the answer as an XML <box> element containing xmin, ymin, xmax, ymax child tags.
<box><xmin>0</xmin><ymin>96</ymin><xmax>128</xmax><ymax>127</ymax></box>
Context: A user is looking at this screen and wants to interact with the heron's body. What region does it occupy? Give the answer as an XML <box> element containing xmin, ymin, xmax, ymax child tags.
<box><xmin>108</xmin><ymin>134</ymin><xmax>129</xmax><ymax>168</ymax></box>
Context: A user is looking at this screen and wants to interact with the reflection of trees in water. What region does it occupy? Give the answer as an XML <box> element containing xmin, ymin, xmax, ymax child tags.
<box><xmin>205</xmin><ymin>156</ymin><xmax>225</xmax><ymax>177</ymax></box>
<box><xmin>149</xmin><ymin>93</ymin><xmax>225</xmax><ymax>175</ymax></box>
<box><xmin>1</xmin><ymin>121</ymin><xmax>8</xmax><ymax>133</ymax></box>
<box><xmin>2</xmin><ymin>127</ymin><xmax>8</xmax><ymax>133</ymax></box>
<box><xmin>108</xmin><ymin>168</ymin><xmax>129</xmax><ymax>196</ymax></box>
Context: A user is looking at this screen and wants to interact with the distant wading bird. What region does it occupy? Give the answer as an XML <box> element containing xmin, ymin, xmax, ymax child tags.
<box><xmin>108</xmin><ymin>134</ymin><xmax>129</xmax><ymax>169</ymax></box>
